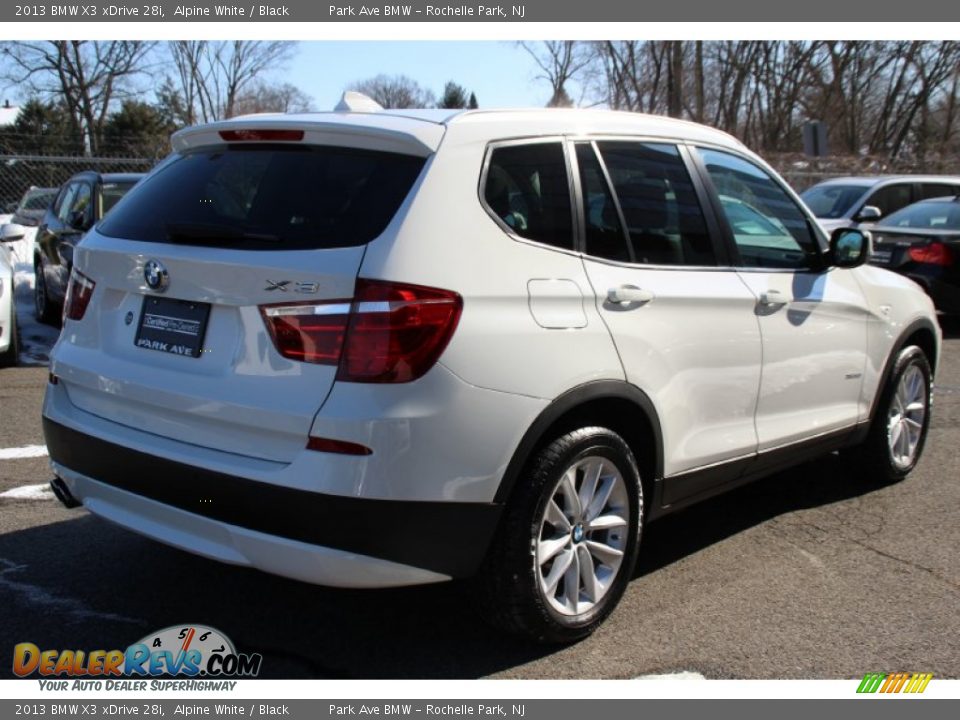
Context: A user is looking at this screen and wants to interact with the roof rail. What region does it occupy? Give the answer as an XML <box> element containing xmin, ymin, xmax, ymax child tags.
<box><xmin>334</xmin><ymin>92</ymin><xmax>384</xmax><ymax>113</ymax></box>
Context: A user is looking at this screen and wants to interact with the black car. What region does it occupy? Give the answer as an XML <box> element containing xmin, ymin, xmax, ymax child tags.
<box><xmin>34</xmin><ymin>171</ymin><xmax>143</xmax><ymax>324</ymax></box>
<box><xmin>869</xmin><ymin>196</ymin><xmax>960</xmax><ymax>314</ymax></box>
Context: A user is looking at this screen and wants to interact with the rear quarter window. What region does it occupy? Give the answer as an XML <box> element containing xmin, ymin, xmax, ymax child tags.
<box><xmin>483</xmin><ymin>142</ymin><xmax>574</xmax><ymax>251</ymax></box>
<box><xmin>98</xmin><ymin>145</ymin><xmax>426</xmax><ymax>250</ymax></box>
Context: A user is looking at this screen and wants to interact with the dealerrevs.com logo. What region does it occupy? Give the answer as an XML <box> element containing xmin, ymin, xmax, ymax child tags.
<box><xmin>13</xmin><ymin>625</ymin><xmax>262</xmax><ymax>689</ymax></box>
<box><xmin>856</xmin><ymin>672</ymin><xmax>934</xmax><ymax>694</ymax></box>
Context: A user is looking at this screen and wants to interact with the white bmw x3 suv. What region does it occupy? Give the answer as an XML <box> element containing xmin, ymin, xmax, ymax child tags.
<box><xmin>43</xmin><ymin>98</ymin><xmax>940</xmax><ymax>642</ymax></box>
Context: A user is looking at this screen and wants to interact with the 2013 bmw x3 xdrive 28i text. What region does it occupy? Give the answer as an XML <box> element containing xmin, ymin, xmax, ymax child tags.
<box><xmin>43</xmin><ymin>97</ymin><xmax>940</xmax><ymax>642</ymax></box>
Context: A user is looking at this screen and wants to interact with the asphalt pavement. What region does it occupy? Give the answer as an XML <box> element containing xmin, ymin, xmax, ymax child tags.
<box><xmin>1</xmin><ymin>319</ymin><xmax>958</xmax><ymax>679</ymax></box>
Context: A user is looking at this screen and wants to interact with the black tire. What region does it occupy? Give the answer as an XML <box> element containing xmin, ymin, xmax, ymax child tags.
<box><xmin>475</xmin><ymin>427</ymin><xmax>643</xmax><ymax>643</ymax></box>
<box><xmin>850</xmin><ymin>345</ymin><xmax>932</xmax><ymax>483</ymax></box>
<box><xmin>0</xmin><ymin>298</ymin><xmax>18</xmax><ymax>368</ymax></box>
<box><xmin>34</xmin><ymin>259</ymin><xmax>59</xmax><ymax>326</ymax></box>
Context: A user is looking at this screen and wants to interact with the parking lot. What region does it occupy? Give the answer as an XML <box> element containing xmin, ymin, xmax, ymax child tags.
<box><xmin>1</xmin><ymin>304</ymin><xmax>958</xmax><ymax>679</ymax></box>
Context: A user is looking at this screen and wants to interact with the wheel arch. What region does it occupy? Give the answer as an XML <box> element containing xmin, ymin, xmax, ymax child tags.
<box><xmin>494</xmin><ymin>381</ymin><xmax>663</xmax><ymax>509</ymax></box>
<box><xmin>869</xmin><ymin>317</ymin><xmax>940</xmax><ymax>422</ymax></box>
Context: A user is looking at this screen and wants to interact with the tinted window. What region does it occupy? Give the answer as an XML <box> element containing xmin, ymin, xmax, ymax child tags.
<box><xmin>101</xmin><ymin>181</ymin><xmax>138</xmax><ymax>216</ymax></box>
<box><xmin>55</xmin><ymin>183</ymin><xmax>79</xmax><ymax>224</ymax></box>
<box><xmin>919</xmin><ymin>183</ymin><xmax>959</xmax><ymax>201</ymax></box>
<box><xmin>484</xmin><ymin>142</ymin><xmax>573</xmax><ymax>250</ymax></box>
<box><xmin>882</xmin><ymin>200</ymin><xmax>960</xmax><ymax>230</ymax></box>
<box><xmin>576</xmin><ymin>143</ymin><xmax>629</xmax><ymax>263</ymax></box>
<box><xmin>22</xmin><ymin>190</ymin><xmax>56</xmax><ymax>210</ymax></box>
<box><xmin>596</xmin><ymin>142</ymin><xmax>715</xmax><ymax>266</ymax></box>
<box><xmin>99</xmin><ymin>145</ymin><xmax>426</xmax><ymax>250</ymax></box>
<box><xmin>70</xmin><ymin>183</ymin><xmax>94</xmax><ymax>229</ymax></box>
<box><xmin>866</xmin><ymin>184</ymin><xmax>913</xmax><ymax>218</ymax></box>
<box><xmin>698</xmin><ymin>148</ymin><xmax>819</xmax><ymax>270</ymax></box>
<box><xmin>800</xmin><ymin>184</ymin><xmax>867</xmax><ymax>219</ymax></box>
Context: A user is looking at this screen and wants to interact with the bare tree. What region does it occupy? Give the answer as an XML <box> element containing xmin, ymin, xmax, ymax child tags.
<box><xmin>348</xmin><ymin>74</ymin><xmax>435</xmax><ymax>109</ymax></box>
<box><xmin>570</xmin><ymin>40</ymin><xmax>960</xmax><ymax>162</ymax></box>
<box><xmin>1</xmin><ymin>41</ymin><xmax>154</xmax><ymax>155</ymax></box>
<box><xmin>232</xmin><ymin>81</ymin><xmax>314</xmax><ymax>116</ymax></box>
<box><xmin>168</xmin><ymin>41</ymin><xmax>296</xmax><ymax>122</ymax></box>
<box><xmin>519</xmin><ymin>41</ymin><xmax>590</xmax><ymax>107</ymax></box>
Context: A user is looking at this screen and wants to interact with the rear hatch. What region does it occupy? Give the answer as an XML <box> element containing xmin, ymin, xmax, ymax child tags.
<box><xmin>53</xmin><ymin>119</ymin><xmax>439</xmax><ymax>463</ymax></box>
<box><xmin>870</xmin><ymin>228</ymin><xmax>960</xmax><ymax>269</ymax></box>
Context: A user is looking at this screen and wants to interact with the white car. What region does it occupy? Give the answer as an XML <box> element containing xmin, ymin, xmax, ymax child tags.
<box><xmin>0</xmin><ymin>223</ymin><xmax>22</xmax><ymax>366</ymax></box>
<box><xmin>42</xmin><ymin>100</ymin><xmax>940</xmax><ymax>642</ymax></box>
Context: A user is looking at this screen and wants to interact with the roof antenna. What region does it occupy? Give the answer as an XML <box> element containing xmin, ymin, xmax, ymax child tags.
<box><xmin>334</xmin><ymin>91</ymin><xmax>384</xmax><ymax>113</ymax></box>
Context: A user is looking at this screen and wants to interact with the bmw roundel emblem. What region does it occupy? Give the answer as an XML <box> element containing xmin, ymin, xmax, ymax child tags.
<box><xmin>144</xmin><ymin>259</ymin><xmax>169</xmax><ymax>292</ymax></box>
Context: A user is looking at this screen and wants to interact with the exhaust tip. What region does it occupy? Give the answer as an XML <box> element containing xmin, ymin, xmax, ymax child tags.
<box><xmin>50</xmin><ymin>477</ymin><xmax>81</xmax><ymax>509</ymax></box>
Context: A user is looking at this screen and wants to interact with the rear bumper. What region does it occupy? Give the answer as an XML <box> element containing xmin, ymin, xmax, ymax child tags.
<box><xmin>919</xmin><ymin>276</ymin><xmax>960</xmax><ymax>315</ymax></box>
<box><xmin>43</xmin><ymin>417</ymin><xmax>503</xmax><ymax>584</ymax></box>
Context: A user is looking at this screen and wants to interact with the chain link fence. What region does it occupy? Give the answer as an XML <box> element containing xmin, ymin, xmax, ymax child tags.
<box><xmin>1</xmin><ymin>155</ymin><xmax>157</xmax><ymax>214</ymax></box>
<box><xmin>1</xmin><ymin>150</ymin><xmax>955</xmax><ymax>216</ymax></box>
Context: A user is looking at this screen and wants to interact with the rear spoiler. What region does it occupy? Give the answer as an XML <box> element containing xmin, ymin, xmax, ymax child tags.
<box><xmin>172</xmin><ymin>115</ymin><xmax>444</xmax><ymax>157</ymax></box>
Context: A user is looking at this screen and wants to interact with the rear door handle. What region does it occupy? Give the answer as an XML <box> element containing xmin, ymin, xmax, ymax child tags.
<box><xmin>759</xmin><ymin>289</ymin><xmax>788</xmax><ymax>306</ymax></box>
<box><xmin>607</xmin><ymin>285</ymin><xmax>655</xmax><ymax>305</ymax></box>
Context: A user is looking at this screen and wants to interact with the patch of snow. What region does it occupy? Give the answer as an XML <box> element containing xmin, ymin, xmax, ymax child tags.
<box><xmin>0</xmin><ymin>444</ymin><xmax>48</xmax><ymax>460</ymax></box>
<box><xmin>0</xmin><ymin>483</ymin><xmax>54</xmax><ymax>500</ymax></box>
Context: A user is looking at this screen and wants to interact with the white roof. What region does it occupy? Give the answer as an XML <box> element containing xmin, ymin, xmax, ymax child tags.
<box><xmin>172</xmin><ymin>107</ymin><xmax>746</xmax><ymax>158</ymax></box>
<box><xmin>0</xmin><ymin>105</ymin><xmax>20</xmax><ymax>127</ymax></box>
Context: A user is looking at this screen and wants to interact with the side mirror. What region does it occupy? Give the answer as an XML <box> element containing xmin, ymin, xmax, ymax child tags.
<box><xmin>855</xmin><ymin>205</ymin><xmax>882</xmax><ymax>223</ymax></box>
<box><xmin>0</xmin><ymin>223</ymin><xmax>26</xmax><ymax>243</ymax></box>
<box><xmin>830</xmin><ymin>228</ymin><xmax>870</xmax><ymax>268</ymax></box>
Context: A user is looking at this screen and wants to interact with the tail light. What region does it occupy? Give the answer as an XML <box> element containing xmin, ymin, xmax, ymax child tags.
<box><xmin>63</xmin><ymin>269</ymin><xmax>96</xmax><ymax>321</ymax></box>
<box><xmin>261</xmin><ymin>301</ymin><xmax>351</xmax><ymax>365</ymax></box>
<box><xmin>908</xmin><ymin>242</ymin><xmax>954</xmax><ymax>266</ymax></box>
<box><xmin>219</xmin><ymin>129</ymin><xmax>304</xmax><ymax>142</ymax></box>
<box><xmin>260</xmin><ymin>279</ymin><xmax>462</xmax><ymax>383</ymax></box>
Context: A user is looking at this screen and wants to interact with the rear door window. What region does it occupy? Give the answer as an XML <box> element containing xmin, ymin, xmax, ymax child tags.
<box><xmin>483</xmin><ymin>142</ymin><xmax>574</xmax><ymax>251</ymax></box>
<box><xmin>98</xmin><ymin>145</ymin><xmax>426</xmax><ymax>250</ymax></box>
<box><xmin>593</xmin><ymin>142</ymin><xmax>716</xmax><ymax>266</ymax></box>
<box><xmin>864</xmin><ymin>183</ymin><xmax>913</xmax><ymax>218</ymax></box>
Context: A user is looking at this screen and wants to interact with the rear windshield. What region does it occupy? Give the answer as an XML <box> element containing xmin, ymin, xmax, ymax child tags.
<box><xmin>881</xmin><ymin>199</ymin><xmax>960</xmax><ymax>230</ymax></box>
<box><xmin>799</xmin><ymin>184</ymin><xmax>867</xmax><ymax>219</ymax></box>
<box><xmin>98</xmin><ymin>145</ymin><xmax>426</xmax><ymax>250</ymax></box>
<box><xmin>22</xmin><ymin>190</ymin><xmax>56</xmax><ymax>210</ymax></box>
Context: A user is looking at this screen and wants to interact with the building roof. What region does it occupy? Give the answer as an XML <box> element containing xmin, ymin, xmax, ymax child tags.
<box><xmin>0</xmin><ymin>103</ymin><xmax>20</xmax><ymax>127</ymax></box>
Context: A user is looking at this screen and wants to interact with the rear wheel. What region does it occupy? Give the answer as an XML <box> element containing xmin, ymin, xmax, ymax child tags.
<box><xmin>476</xmin><ymin>427</ymin><xmax>643</xmax><ymax>643</ymax></box>
<box><xmin>34</xmin><ymin>259</ymin><xmax>58</xmax><ymax>326</ymax></box>
<box><xmin>851</xmin><ymin>345</ymin><xmax>932</xmax><ymax>482</ymax></box>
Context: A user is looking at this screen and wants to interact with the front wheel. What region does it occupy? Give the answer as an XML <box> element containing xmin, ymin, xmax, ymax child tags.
<box><xmin>852</xmin><ymin>345</ymin><xmax>933</xmax><ymax>482</ymax></box>
<box><xmin>476</xmin><ymin>427</ymin><xmax>643</xmax><ymax>643</ymax></box>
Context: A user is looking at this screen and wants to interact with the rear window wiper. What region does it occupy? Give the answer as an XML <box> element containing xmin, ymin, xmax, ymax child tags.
<box><xmin>165</xmin><ymin>223</ymin><xmax>282</xmax><ymax>244</ymax></box>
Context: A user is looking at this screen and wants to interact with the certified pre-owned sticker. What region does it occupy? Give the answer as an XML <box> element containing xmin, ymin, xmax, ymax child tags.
<box><xmin>12</xmin><ymin>624</ymin><xmax>262</xmax><ymax>687</ymax></box>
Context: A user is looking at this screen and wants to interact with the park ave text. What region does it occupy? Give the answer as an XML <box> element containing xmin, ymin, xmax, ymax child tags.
<box><xmin>329</xmin><ymin>5</ymin><xmax>526</xmax><ymax>17</ymax></box>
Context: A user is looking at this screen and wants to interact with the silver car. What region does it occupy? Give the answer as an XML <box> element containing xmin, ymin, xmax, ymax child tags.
<box><xmin>801</xmin><ymin>175</ymin><xmax>960</xmax><ymax>233</ymax></box>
